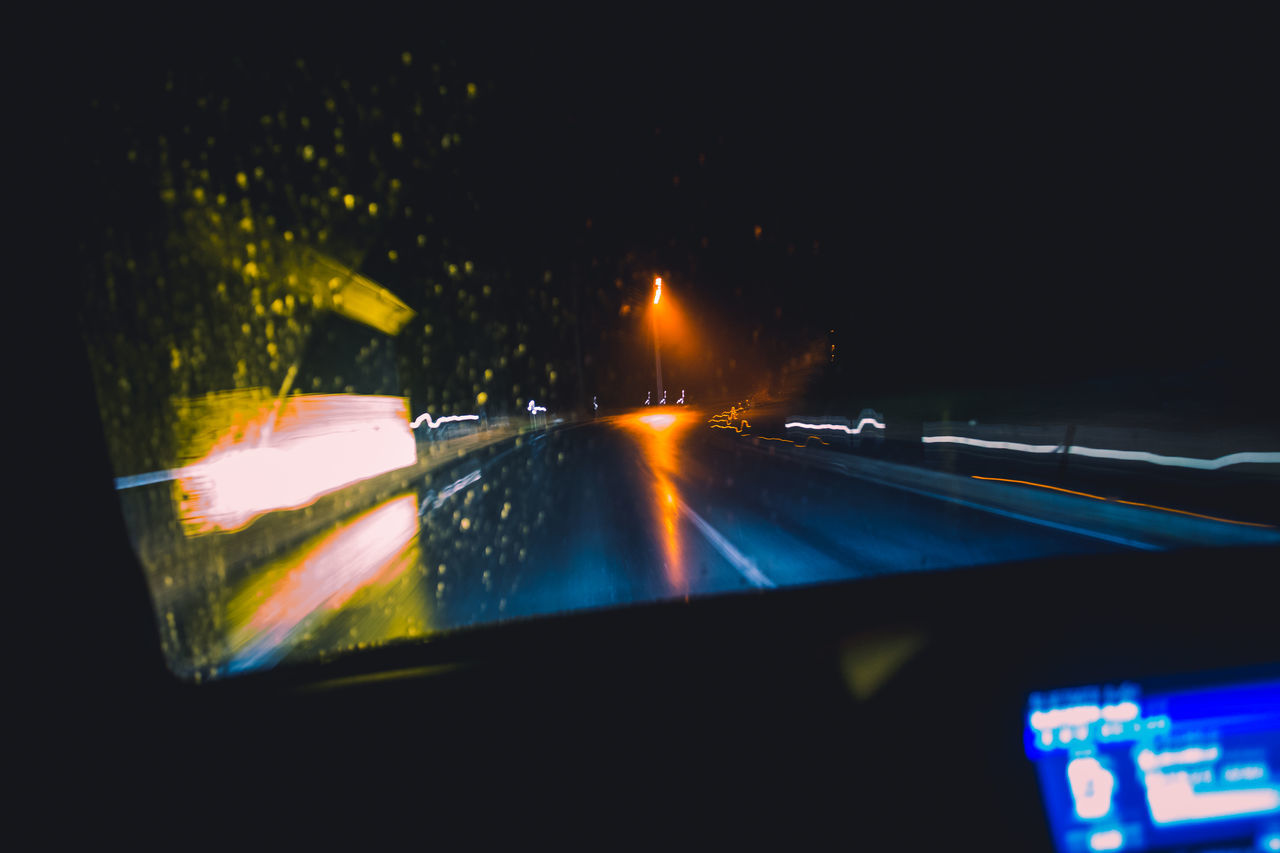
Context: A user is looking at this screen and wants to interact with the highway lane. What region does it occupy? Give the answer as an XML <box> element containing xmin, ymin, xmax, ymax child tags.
<box><xmin>739</xmin><ymin>409</ymin><xmax>1280</xmax><ymax>528</ymax></box>
<box><xmin>244</xmin><ymin>409</ymin><xmax>1121</xmax><ymax>673</ymax></box>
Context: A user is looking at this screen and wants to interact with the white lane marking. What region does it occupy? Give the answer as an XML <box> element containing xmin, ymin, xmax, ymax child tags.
<box><xmin>732</xmin><ymin>443</ymin><xmax>1161</xmax><ymax>550</ymax></box>
<box><xmin>786</xmin><ymin>418</ymin><xmax>885</xmax><ymax>434</ymax></box>
<box><xmin>835</xmin><ymin>468</ymin><xmax>1162</xmax><ymax>551</ymax></box>
<box><xmin>676</xmin><ymin>498</ymin><xmax>776</xmax><ymax>588</ymax></box>
<box><xmin>922</xmin><ymin>435</ymin><xmax>1280</xmax><ymax>470</ymax></box>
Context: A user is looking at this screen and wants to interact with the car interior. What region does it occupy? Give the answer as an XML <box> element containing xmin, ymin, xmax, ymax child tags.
<box><xmin>44</xmin><ymin>19</ymin><xmax>1278</xmax><ymax>849</ymax></box>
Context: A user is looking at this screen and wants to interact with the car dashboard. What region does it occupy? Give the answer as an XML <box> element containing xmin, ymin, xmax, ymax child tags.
<box><xmin>58</xmin><ymin>417</ymin><xmax>1280</xmax><ymax>848</ymax></box>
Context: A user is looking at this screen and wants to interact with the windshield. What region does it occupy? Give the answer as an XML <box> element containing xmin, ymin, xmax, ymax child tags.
<box><xmin>77</xmin><ymin>37</ymin><xmax>1279</xmax><ymax>682</ymax></box>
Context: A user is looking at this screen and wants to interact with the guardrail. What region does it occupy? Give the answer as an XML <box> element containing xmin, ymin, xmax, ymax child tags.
<box><xmin>923</xmin><ymin>422</ymin><xmax>1280</xmax><ymax>474</ymax></box>
<box><xmin>725</xmin><ymin>434</ymin><xmax>1280</xmax><ymax>551</ymax></box>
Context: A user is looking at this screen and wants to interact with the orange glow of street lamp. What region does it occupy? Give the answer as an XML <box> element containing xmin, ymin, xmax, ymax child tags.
<box><xmin>652</xmin><ymin>277</ymin><xmax>663</xmax><ymax>398</ymax></box>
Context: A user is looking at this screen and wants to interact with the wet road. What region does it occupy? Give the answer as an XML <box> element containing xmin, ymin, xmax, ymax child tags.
<box><xmin>229</xmin><ymin>409</ymin><xmax>1120</xmax><ymax>674</ymax></box>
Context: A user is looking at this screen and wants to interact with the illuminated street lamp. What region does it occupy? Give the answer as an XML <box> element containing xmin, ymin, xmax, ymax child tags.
<box><xmin>652</xmin><ymin>276</ymin><xmax>664</xmax><ymax>402</ymax></box>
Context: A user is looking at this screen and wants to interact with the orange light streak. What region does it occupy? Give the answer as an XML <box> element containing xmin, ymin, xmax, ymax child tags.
<box><xmin>971</xmin><ymin>476</ymin><xmax>1275</xmax><ymax>528</ymax></box>
<box><xmin>621</xmin><ymin>409</ymin><xmax>700</xmax><ymax>592</ymax></box>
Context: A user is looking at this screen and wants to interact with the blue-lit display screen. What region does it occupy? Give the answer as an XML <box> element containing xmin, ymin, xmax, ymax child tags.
<box><xmin>1026</xmin><ymin>673</ymin><xmax>1280</xmax><ymax>852</ymax></box>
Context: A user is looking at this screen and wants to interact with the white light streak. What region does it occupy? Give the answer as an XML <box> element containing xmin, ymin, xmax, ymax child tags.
<box><xmin>786</xmin><ymin>417</ymin><xmax>885</xmax><ymax>434</ymax></box>
<box><xmin>922</xmin><ymin>435</ymin><xmax>1061</xmax><ymax>453</ymax></box>
<box><xmin>1067</xmin><ymin>446</ymin><xmax>1280</xmax><ymax>470</ymax></box>
<box><xmin>116</xmin><ymin>397</ymin><xmax>420</xmax><ymax>502</ymax></box>
<box><xmin>923</xmin><ymin>435</ymin><xmax>1280</xmax><ymax>470</ymax></box>
<box><xmin>411</xmin><ymin>411</ymin><xmax>480</xmax><ymax>429</ymax></box>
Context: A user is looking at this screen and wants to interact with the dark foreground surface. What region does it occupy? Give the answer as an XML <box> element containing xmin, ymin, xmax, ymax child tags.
<box><xmin>44</xmin><ymin>391</ymin><xmax>1280</xmax><ymax>845</ymax></box>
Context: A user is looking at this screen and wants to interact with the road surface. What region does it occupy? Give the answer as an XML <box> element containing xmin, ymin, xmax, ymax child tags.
<box><xmin>209</xmin><ymin>409</ymin><xmax>1123</xmax><ymax>676</ymax></box>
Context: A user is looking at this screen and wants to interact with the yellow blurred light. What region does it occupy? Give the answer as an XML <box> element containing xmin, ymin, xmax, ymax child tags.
<box><xmin>302</xmin><ymin>252</ymin><xmax>416</xmax><ymax>336</ymax></box>
<box><xmin>224</xmin><ymin>493</ymin><xmax>422</xmax><ymax>671</ymax></box>
<box><xmin>654</xmin><ymin>276</ymin><xmax>662</xmax><ymax>304</ymax></box>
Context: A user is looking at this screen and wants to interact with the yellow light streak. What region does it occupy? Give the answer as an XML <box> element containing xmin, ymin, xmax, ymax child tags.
<box><xmin>304</xmin><ymin>252</ymin><xmax>416</xmax><ymax>336</ymax></box>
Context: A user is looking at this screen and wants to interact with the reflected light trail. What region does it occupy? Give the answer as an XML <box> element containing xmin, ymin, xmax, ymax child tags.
<box><xmin>708</xmin><ymin>407</ymin><xmax>751</xmax><ymax>435</ymax></box>
<box><xmin>619</xmin><ymin>408</ymin><xmax>776</xmax><ymax>588</ymax></box>
<box><xmin>622</xmin><ymin>409</ymin><xmax>699</xmax><ymax>592</ymax></box>
<box><xmin>175</xmin><ymin>394</ymin><xmax>417</xmax><ymax>534</ymax></box>
<box><xmin>656</xmin><ymin>471</ymin><xmax>683</xmax><ymax>591</ymax></box>
<box><xmin>422</xmin><ymin>469</ymin><xmax>482</xmax><ymax>514</ymax></box>
<box><xmin>640</xmin><ymin>413</ymin><xmax>676</xmax><ymax>431</ymax></box>
<box><xmin>411</xmin><ymin>411</ymin><xmax>479</xmax><ymax>429</ymax></box>
<box><xmin>225</xmin><ymin>493</ymin><xmax>421</xmax><ymax>673</ymax></box>
<box><xmin>709</xmin><ymin>419</ymin><xmax>750</xmax><ymax>434</ymax></box>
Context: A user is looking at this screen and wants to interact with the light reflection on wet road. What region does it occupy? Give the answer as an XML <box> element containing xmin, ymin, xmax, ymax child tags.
<box><xmin>216</xmin><ymin>409</ymin><xmax>1120</xmax><ymax>674</ymax></box>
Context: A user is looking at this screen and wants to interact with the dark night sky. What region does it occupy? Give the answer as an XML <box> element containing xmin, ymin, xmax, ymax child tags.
<box><xmin>464</xmin><ymin>20</ymin><xmax>1275</xmax><ymax>390</ymax></box>
<box><xmin>63</xmin><ymin>14</ymin><xmax>1275</xmax><ymax>416</ymax></box>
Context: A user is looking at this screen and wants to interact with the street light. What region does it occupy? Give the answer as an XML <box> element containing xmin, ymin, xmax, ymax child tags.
<box><xmin>652</xmin><ymin>277</ymin><xmax>663</xmax><ymax>403</ymax></box>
